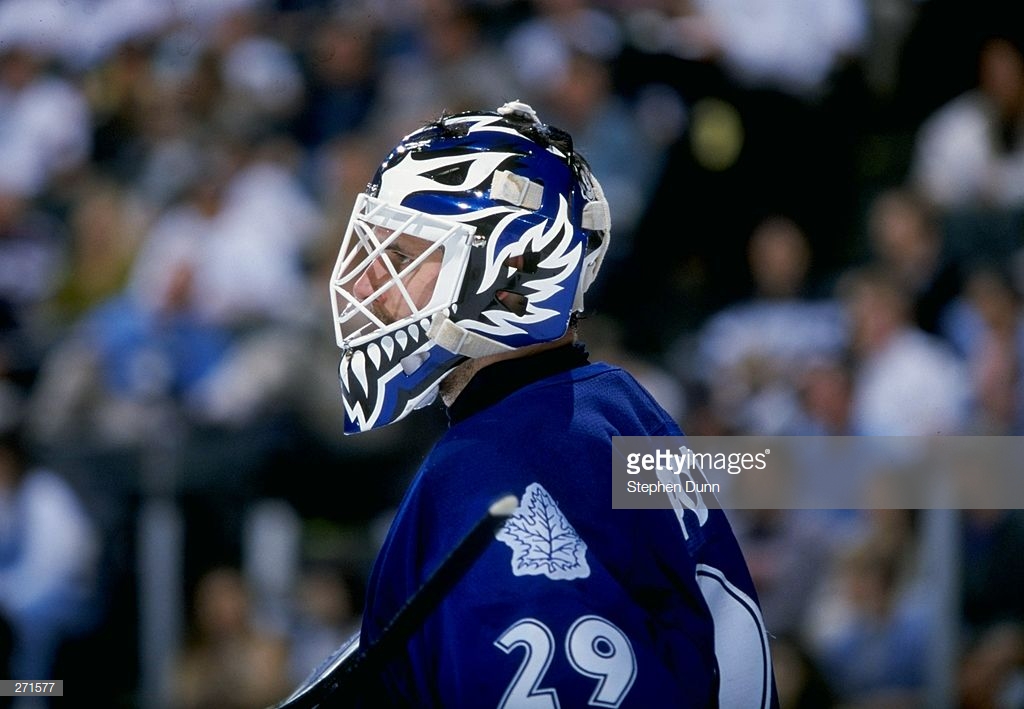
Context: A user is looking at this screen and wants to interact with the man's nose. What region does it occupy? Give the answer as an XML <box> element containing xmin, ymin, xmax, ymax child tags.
<box><xmin>353</xmin><ymin>257</ymin><xmax>386</xmax><ymax>300</ymax></box>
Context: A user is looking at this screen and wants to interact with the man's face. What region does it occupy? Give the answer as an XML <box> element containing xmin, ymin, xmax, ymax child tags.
<box><xmin>351</xmin><ymin>229</ymin><xmax>443</xmax><ymax>325</ymax></box>
<box><xmin>331</xmin><ymin>194</ymin><xmax>472</xmax><ymax>349</ymax></box>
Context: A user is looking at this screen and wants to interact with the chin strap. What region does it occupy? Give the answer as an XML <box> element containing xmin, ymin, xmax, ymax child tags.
<box><xmin>428</xmin><ymin>312</ymin><xmax>515</xmax><ymax>358</ymax></box>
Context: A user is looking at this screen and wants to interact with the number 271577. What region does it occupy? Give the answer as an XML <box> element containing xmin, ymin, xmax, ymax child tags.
<box><xmin>15</xmin><ymin>682</ymin><xmax>56</xmax><ymax>694</ymax></box>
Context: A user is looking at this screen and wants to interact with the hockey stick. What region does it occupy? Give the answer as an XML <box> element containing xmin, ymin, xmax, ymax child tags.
<box><xmin>273</xmin><ymin>493</ymin><xmax>519</xmax><ymax>709</ymax></box>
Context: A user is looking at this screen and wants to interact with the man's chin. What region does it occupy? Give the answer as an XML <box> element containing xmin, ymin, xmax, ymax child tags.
<box><xmin>370</xmin><ymin>304</ymin><xmax>400</xmax><ymax>327</ymax></box>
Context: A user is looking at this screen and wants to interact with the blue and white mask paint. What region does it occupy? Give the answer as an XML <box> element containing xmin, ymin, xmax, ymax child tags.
<box><xmin>329</xmin><ymin>102</ymin><xmax>610</xmax><ymax>433</ymax></box>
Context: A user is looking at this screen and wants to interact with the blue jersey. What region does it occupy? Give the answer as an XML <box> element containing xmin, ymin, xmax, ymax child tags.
<box><xmin>359</xmin><ymin>346</ymin><xmax>777</xmax><ymax>708</ymax></box>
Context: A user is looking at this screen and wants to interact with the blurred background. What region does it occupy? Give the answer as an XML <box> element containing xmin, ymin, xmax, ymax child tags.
<box><xmin>0</xmin><ymin>0</ymin><xmax>1023</xmax><ymax>707</ymax></box>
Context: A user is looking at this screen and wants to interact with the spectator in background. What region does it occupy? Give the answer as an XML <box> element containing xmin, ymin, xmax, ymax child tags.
<box><xmin>955</xmin><ymin>265</ymin><xmax>1024</xmax><ymax>434</ymax></box>
<box><xmin>42</xmin><ymin>177</ymin><xmax>146</xmax><ymax>332</ymax></box>
<box><xmin>863</xmin><ymin>187</ymin><xmax>962</xmax><ymax>336</ymax></box>
<box><xmin>0</xmin><ymin>45</ymin><xmax>92</xmax><ymax>197</ymax></box>
<box><xmin>369</xmin><ymin>0</ymin><xmax>522</xmax><ymax>139</ymax></box>
<box><xmin>503</xmin><ymin>0</ymin><xmax>622</xmax><ymax>96</ymax></box>
<box><xmin>85</xmin><ymin>39</ymin><xmax>164</xmax><ymax>184</ymax></box>
<box><xmin>128</xmin><ymin>137</ymin><xmax>323</xmax><ymax>330</ymax></box>
<box><xmin>127</xmin><ymin>77</ymin><xmax>217</xmax><ymax>212</ymax></box>
<box><xmin>690</xmin><ymin>216</ymin><xmax>846</xmax><ymax>434</ymax></box>
<box><xmin>0</xmin><ymin>187</ymin><xmax>67</xmax><ymax>382</ymax></box>
<box><xmin>730</xmin><ymin>508</ymin><xmax>833</xmax><ymax>640</ymax></box>
<box><xmin>840</xmin><ymin>266</ymin><xmax>968</xmax><ymax>435</ymax></box>
<box><xmin>811</xmin><ymin>541</ymin><xmax>930</xmax><ymax>708</ymax></box>
<box><xmin>291</xmin><ymin>8</ymin><xmax>380</xmax><ymax>153</ymax></box>
<box><xmin>670</xmin><ymin>0</ymin><xmax>868</xmax><ymax>102</ymax></box>
<box><xmin>0</xmin><ymin>188</ymin><xmax>65</xmax><ymax>320</ymax></box>
<box><xmin>307</xmin><ymin>129</ymin><xmax>391</xmax><ymax>233</ymax></box>
<box><xmin>0</xmin><ymin>425</ymin><xmax>101</xmax><ymax>690</ymax></box>
<box><xmin>286</xmin><ymin>562</ymin><xmax>362</xmax><ymax>688</ymax></box>
<box><xmin>959</xmin><ymin>621</ymin><xmax>1024</xmax><ymax>709</ymax></box>
<box><xmin>910</xmin><ymin>32</ymin><xmax>1024</xmax><ymax>211</ymax></box>
<box><xmin>792</xmin><ymin>355</ymin><xmax>855</xmax><ymax>436</ymax></box>
<box><xmin>173</xmin><ymin>565</ymin><xmax>290</xmax><ymax>709</ymax></box>
<box><xmin>208</xmin><ymin>7</ymin><xmax>306</xmax><ymax>141</ymax></box>
<box><xmin>24</xmin><ymin>247</ymin><xmax>234</xmax><ymax>449</ymax></box>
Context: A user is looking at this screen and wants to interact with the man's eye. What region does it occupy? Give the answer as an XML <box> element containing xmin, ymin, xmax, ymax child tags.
<box><xmin>385</xmin><ymin>248</ymin><xmax>413</xmax><ymax>267</ymax></box>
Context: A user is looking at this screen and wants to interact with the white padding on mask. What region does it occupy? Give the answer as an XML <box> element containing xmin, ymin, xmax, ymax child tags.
<box><xmin>428</xmin><ymin>313</ymin><xmax>514</xmax><ymax>358</ymax></box>
<box><xmin>574</xmin><ymin>174</ymin><xmax>611</xmax><ymax>309</ymax></box>
<box><xmin>582</xmin><ymin>199</ymin><xmax>610</xmax><ymax>231</ymax></box>
<box><xmin>491</xmin><ymin>170</ymin><xmax>543</xmax><ymax>211</ymax></box>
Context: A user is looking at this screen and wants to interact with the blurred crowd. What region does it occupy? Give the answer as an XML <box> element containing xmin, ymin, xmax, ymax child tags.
<box><xmin>0</xmin><ymin>0</ymin><xmax>1023</xmax><ymax>707</ymax></box>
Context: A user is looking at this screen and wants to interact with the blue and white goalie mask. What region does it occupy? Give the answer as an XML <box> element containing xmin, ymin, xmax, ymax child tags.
<box><xmin>330</xmin><ymin>101</ymin><xmax>611</xmax><ymax>433</ymax></box>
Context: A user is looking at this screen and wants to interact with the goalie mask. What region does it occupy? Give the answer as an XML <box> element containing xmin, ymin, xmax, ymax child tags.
<box><xmin>329</xmin><ymin>101</ymin><xmax>611</xmax><ymax>433</ymax></box>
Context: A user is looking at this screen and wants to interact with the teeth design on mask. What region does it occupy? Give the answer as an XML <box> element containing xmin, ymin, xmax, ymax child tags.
<box><xmin>342</xmin><ymin>312</ymin><xmax>447</xmax><ymax>431</ymax></box>
<box><xmin>351</xmin><ymin>350</ymin><xmax>368</xmax><ymax>395</ymax></box>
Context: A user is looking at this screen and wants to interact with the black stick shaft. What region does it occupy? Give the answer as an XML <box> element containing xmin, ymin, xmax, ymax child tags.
<box><xmin>274</xmin><ymin>493</ymin><xmax>518</xmax><ymax>708</ymax></box>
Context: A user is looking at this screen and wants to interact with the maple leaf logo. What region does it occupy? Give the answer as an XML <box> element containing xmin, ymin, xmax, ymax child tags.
<box><xmin>497</xmin><ymin>483</ymin><xmax>590</xmax><ymax>580</ymax></box>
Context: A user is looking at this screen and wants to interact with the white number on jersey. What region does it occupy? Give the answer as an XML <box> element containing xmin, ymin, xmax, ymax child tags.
<box><xmin>495</xmin><ymin>615</ymin><xmax>637</xmax><ymax>708</ymax></box>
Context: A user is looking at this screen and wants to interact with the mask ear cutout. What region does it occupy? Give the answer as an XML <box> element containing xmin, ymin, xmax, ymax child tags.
<box><xmin>503</xmin><ymin>248</ymin><xmax>540</xmax><ymax>274</ymax></box>
<box><xmin>496</xmin><ymin>290</ymin><xmax>529</xmax><ymax>316</ymax></box>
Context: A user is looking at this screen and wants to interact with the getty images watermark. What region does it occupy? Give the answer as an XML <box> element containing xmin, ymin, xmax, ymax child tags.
<box><xmin>612</xmin><ymin>436</ymin><xmax>1024</xmax><ymax>510</ymax></box>
<box><xmin>625</xmin><ymin>447</ymin><xmax>771</xmax><ymax>478</ymax></box>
